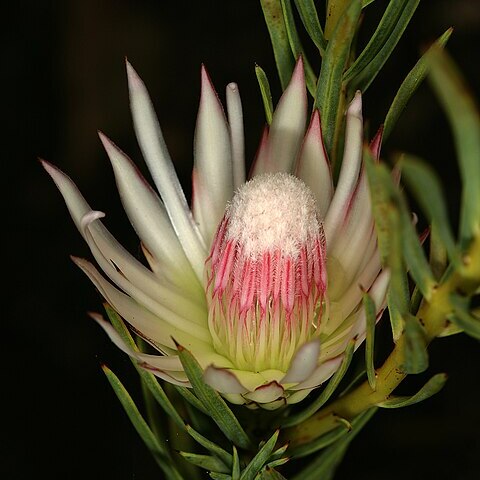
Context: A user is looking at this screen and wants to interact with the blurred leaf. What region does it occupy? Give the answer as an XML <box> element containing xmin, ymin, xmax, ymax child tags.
<box><xmin>177</xmin><ymin>344</ymin><xmax>252</xmax><ymax>449</ymax></box>
<box><xmin>378</xmin><ymin>373</ymin><xmax>447</xmax><ymax>408</ymax></box>
<box><xmin>429</xmin><ymin>222</ymin><xmax>448</xmax><ymax>281</ymax></box>
<box><xmin>363</xmin><ymin>292</ymin><xmax>377</xmax><ymax>389</ymax></box>
<box><xmin>260</xmin><ymin>0</ymin><xmax>296</xmax><ymax>90</ymax></box>
<box><xmin>179</xmin><ymin>452</ymin><xmax>230</xmax><ymax>474</ymax></box>
<box><xmin>280</xmin><ymin>0</ymin><xmax>317</xmax><ymax>95</ymax></box>
<box><xmin>348</xmin><ymin>0</ymin><xmax>421</xmax><ymax>93</ymax></box>
<box><xmin>401</xmin><ymin>155</ymin><xmax>460</xmax><ymax>266</ymax></box>
<box><xmin>428</xmin><ymin>47</ymin><xmax>480</xmax><ymax>248</ymax></box>
<box><xmin>102</xmin><ymin>366</ymin><xmax>183</xmax><ymax>480</ymax></box>
<box><xmin>293</xmin><ymin>0</ymin><xmax>326</xmax><ymax>52</ymax></box>
<box><xmin>449</xmin><ymin>293</ymin><xmax>480</xmax><ymax>340</ymax></box>
<box><xmin>402</xmin><ymin>313</ymin><xmax>428</xmax><ymax>374</ymax></box>
<box><xmin>324</xmin><ymin>0</ymin><xmax>351</xmax><ymax>40</ymax></box>
<box><xmin>291</xmin><ymin>409</ymin><xmax>377</xmax><ymax>480</ymax></box>
<box><xmin>240</xmin><ymin>430</ymin><xmax>280</xmax><ymax>480</ymax></box>
<box><xmin>281</xmin><ymin>339</ymin><xmax>355</xmax><ymax>427</ymax></box>
<box><xmin>209</xmin><ymin>473</ymin><xmax>231</xmax><ymax>480</ymax></box>
<box><xmin>255</xmin><ymin>65</ymin><xmax>274</xmax><ymax>125</ymax></box>
<box><xmin>314</xmin><ymin>0</ymin><xmax>362</xmax><ymax>157</ymax></box>
<box><xmin>383</xmin><ymin>28</ymin><xmax>453</xmax><ymax>141</ymax></box>
<box><xmin>186</xmin><ymin>424</ymin><xmax>233</xmax><ymax>468</ymax></box>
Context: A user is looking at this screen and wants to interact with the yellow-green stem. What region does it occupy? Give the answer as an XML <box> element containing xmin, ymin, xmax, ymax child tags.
<box><xmin>284</xmin><ymin>231</ymin><xmax>480</xmax><ymax>447</ymax></box>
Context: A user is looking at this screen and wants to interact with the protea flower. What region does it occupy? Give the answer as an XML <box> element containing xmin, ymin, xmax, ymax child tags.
<box><xmin>43</xmin><ymin>58</ymin><xmax>389</xmax><ymax>410</ymax></box>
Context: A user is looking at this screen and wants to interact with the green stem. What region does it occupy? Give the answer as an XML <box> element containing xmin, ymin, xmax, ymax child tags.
<box><xmin>283</xmin><ymin>232</ymin><xmax>480</xmax><ymax>447</ymax></box>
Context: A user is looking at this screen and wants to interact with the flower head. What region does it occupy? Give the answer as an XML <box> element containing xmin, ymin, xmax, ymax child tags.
<box><xmin>44</xmin><ymin>58</ymin><xmax>389</xmax><ymax>409</ymax></box>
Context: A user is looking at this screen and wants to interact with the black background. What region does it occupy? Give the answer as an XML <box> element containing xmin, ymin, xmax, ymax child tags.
<box><xmin>5</xmin><ymin>1</ymin><xmax>480</xmax><ymax>478</ymax></box>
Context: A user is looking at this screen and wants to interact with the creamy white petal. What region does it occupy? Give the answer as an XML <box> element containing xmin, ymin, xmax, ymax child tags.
<box><xmin>192</xmin><ymin>66</ymin><xmax>234</xmax><ymax>246</ymax></box>
<box><xmin>292</xmin><ymin>355</ymin><xmax>343</xmax><ymax>390</ymax></box>
<box><xmin>203</xmin><ymin>366</ymin><xmax>249</xmax><ymax>394</ymax></box>
<box><xmin>99</xmin><ymin>132</ymin><xmax>200</xmax><ymax>291</ymax></box>
<box><xmin>281</xmin><ymin>339</ymin><xmax>320</xmax><ymax>384</ymax></box>
<box><xmin>244</xmin><ymin>381</ymin><xmax>284</xmax><ymax>403</ymax></box>
<box><xmin>226</xmin><ymin>82</ymin><xmax>246</xmax><ymax>190</ymax></box>
<box><xmin>126</xmin><ymin>61</ymin><xmax>207</xmax><ymax>280</ymax></box>
<box><xmin>295</xmin><ymin>110</ymin><xmax>333</xmax><ymax>218</ymax></box>
<box><xmin>252</xmin><ymin>58</ymin><xmax>307</xmax><ymax>175</ymax></box>
<box><xmin>324</xmin><ymin>91</ymin><xmax>363</xmax><ymax>244</ymax></box>
<box><xmin>73</xmin><ymin>256</ymin><xmax>212</xmax><ymax>347</ymax></box>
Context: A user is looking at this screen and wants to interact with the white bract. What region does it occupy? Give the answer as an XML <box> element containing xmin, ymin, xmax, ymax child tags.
<box><xmin>44</xmin><ymin>58</ymin><xmax>389</xmax><ymax>409</ymax></box>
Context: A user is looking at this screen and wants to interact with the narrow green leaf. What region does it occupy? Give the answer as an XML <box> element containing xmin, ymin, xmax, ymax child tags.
<box><xmin>270</xmin><ymin>443</ymin><xmax>289</xmax><ymax>460</ymax></box>
<box><xmin>383</xmin><ymin>28</ymin><xmax>453</xmax><ymax>141</ymax></box>
<box><xmin>102</xmin><ymin>366</ymin><xmax>183</xmax><ymax>480</ymax></box>
<box><xmin>314</xmin><ymin>0</ymin><xmax>362</xmax><ymax>156</ymax></box>
<box><xmin>240</xmin><ymin>430</ymin><xmax>280</xmax><ymax>480</ymax></box>
<box><xmin>324</xmin><ymin>0</ymin><xmax>351</xmax><ymax>40</ymax></box>
<box><xmin>256</xmin><ymin>466</ymin><xmax>288</xmax><ymax>479</ymax></box>
<box><xmin>177</xmin><ymin>344</ymin><xmax>252</xmax><ymax>449</ymax></box>
<box><xmin>344</xmin><ymin>0</ymin><xmax>410</xmax><ymax>83</ymax></box>
<box><xmin>449</xmin><ymin>294</ymin><xmax>480</xmax><ymax>340</ymax></box>
<box><xmin>260</xmin><ymin>0</ymin><xmax>296</xmax><ymax>90</ymax></box>
<box><xmin>179</xmin><ymin>452</ymin><xmax>230</xmax><ymax>474</ymax></box>
<box><xmin>209</xmin><ymin>473</ymin><xmax>231</xmax><ymax>480</ymax></box>
<box><xmin>402</xmin><ymin>313</ymin><xmax>428</xmax><ymax>374</ymax></box>
<box><xmin>281</xmin><ymin>339</ymin><xmax>355</xmax><ymax>428</ymax></box>
<box><xmin>428</xmin><ymin>47</ymin><xmax>480</xmax><ymax>247</ymax></box>
<box><xmin>362</xmin><ymin>0</ymin><xmax>376</xmax><ymax>6</ymax></box>
<box><xmin>291</xmin><ymin>409</ymin><xmax>377</xmax><ymax>480</ymax></box>
<box><xmin>104</xmin><ymin>305</ymin><xmax>186</xmax><ymax>429</ymax></box>
<box><xmin>266</xmin><ymin>457</ymin><xmax>290</xmax><ymax>469</ymax></box>
<box><xmin>401</xmin><ymin>156</ymin><xmax>460</xmax><ymax>266</ymax></box>
<box><xmin>293</xmin><ymin>0</ymin><xmax>326</xmax><ymax>52</ymax></box>
<box><xmin>185</xmin><ymin>425</ymin><xmax>233</xmax><ymax>468</ymax></box>
<box><xmin>349</xmin><ymin>0</ymin><xmax>421</xmax><ymax>93</ymax></box>
<box><xmin>289</xmin><ymin>421</ymin><xmax>350</xmax><ymax>458</ymax></box>
<box><xmin>363</xmin><ymin>292</ymin><xmax>377</xmax><ymax>389</ymax></box>
<box><xmin>173</xmin><ymin>384</ymin><xmax>210</xmax><ymax>416</ymax></box>
<box><xmin>378</xmin><ymin>373</ymin><xmax>448</xmax><ymax>408</ymax></box>
<box><xmin>255</xmin><ymin>65</ymin><xmax>274</xmax><ymax>125</ymax></box>
<box><xmin>232</xmin><ymin>447</ymin><xmax>241</xmax><ymax>480</ymax></box>
<box><xmin>429</xmin><ymin>222</ymin><xmax>448</xmax><ymax>281</ymax></box>
<box><xmin>280</xmin><ymin>0</ymin><xmax>317</xmax><ymax>95</ymax></box>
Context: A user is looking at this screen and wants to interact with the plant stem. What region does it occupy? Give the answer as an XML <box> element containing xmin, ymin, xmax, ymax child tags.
<box><xmin>284</xmin><ymin>231</ymin><xmax>480</xmax><ymax>447</ymax></box>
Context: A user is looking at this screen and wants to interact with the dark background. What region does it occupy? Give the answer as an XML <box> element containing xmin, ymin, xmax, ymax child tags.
<box><xmin>5</xmin><ymin>1</ymin><xmax>480</xmax><ymax>478</ymax></box>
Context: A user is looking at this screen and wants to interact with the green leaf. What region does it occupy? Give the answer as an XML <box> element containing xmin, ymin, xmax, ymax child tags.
<box><xmin>428</xmin><ymin>47</ymin><xmax>480</xmax><ymax>248</ymax></box>
<box><xmin>344</xmin><ymin>0</ymin><xmax>410</xmax><ymax>83</ymax></box>
<box><xmin>255</xmin><ymin>65</ymin><xmax>274</xmax><ymax>125</ymax></box>
<box><xmin>290</xmin><ymin>409</ymin><xmax>377</xmax><ymax>480</ymax></box>
<box><xmin>260</xmin><ymin>0</ymin><xmax>296</xmax><ymax>90</ymax></box>
<box><xmin>102</xmin><ymin>366</ymin><xmax>183</xmax><ymax>480</ymax></box>
<box><xmin>256</xmin><ymin>466</ymin><xmax>288</xmax><ymax>479</ymax></box>
<box><xmin>280</xmin><ymin>0</ymin><xmax>317</xmax><ymax>96</ymax></box>
<box><xmin>449</xmin><ymin>293</ymin><xmax>480</xmax><ymax>340</ymax></box>
<box><xmin>281</xmin><ymin>339</ymin><xmax>355</xmax><ymax>428</ymax></box>
<box><xmin>104</xmin><ymin>305</ymin><xmax>186</xmax><ymax>430</ymax></box>
<box><xmin>363</xmin><ymin>292</ymin><xmax>377</xmax><ymax>389</ymax></box>
<box><xmin>348</xmin><ymin>0</ymin><xmax>421</xmax><ymax>93</ymax></box>
<box><xmin>185</xmin><ymin>424</ymin><xmax>233</xmax><ymax>468</ymax></box>
<box><xmin>179</xmin><ymin>452</ymin><xmax>230</xmax><ymax>474</ymax></box>
<box><xmin>293</xmin><ymin>0</ymin><xmax>326</xmax><ymax>52</ymax></box>
<box><xmin>401</xmin><ymin>155</ymin><xmax>460</xmax><ymax>266</ymax></box>
<box><xmin>173</xmin><ymin>384</ymin><xmax>210</xmax><ymax>416</ymax></box>
<box><xmin>240</xmin><ymin>430</ymin><xmax>280</xmax><ymax>480</ymax></box>
<box><xmin>402</xmin><ymin>313</ymin><xmax>428</xmax><ymax>374</ymax></box>
<box><xmin>383</xmin><ymin>28</ymin><xmax>453</xmax><ymax>141</ymax></box>
<box><xmin>314</xmin><ymin>0</ymin><xmax>362</xmax><ymax>157</ymax></box>
<box><xmin>429</xmin><ymin>222</ymin><xmax>448</xmax><ymax>281</ymax></box>
<box><xmin>177</xmin><ymin>344</ymin><xmax>252</xmax><ymax>449</ymax></box>
<box><xmin>232</xmin><ymin>447</ymin><xmax>241</xmax><ymax>480</ymax></box>
<box><xmin>209</xmin><ymin>473</ymin><xmax>231</xmax><ymax>480</ymax></box>
<box><xmin>378</xmin><ymin>373</ymin><xmax>448</xmax><ymax>408</ymax></box>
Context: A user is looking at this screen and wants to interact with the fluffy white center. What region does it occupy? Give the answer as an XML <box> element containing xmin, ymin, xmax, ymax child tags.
<box><xmin>225</xmin><ymin>172</ymin><xmax>319</xmax><ymax>257</ymax></box>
